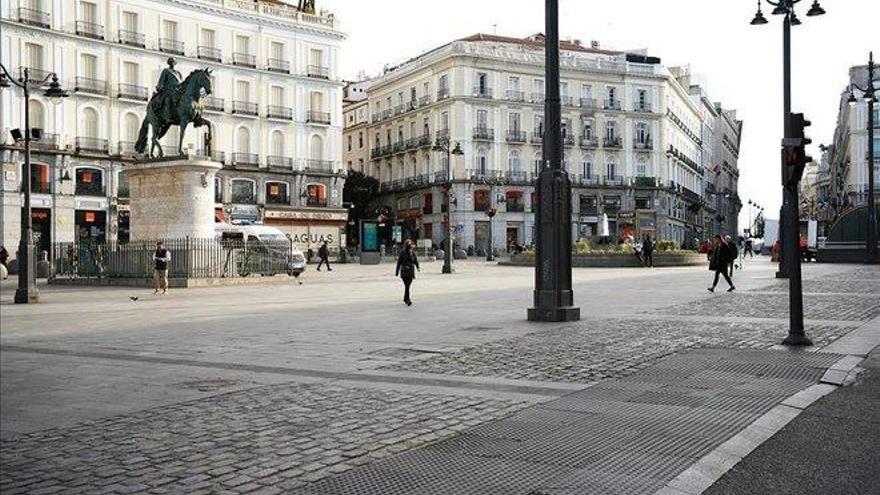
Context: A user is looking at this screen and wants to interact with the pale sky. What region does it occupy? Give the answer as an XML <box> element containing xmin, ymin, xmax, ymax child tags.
<box><xmin>323</xmin><ymin>0</ymin><xmax>879</xmax><ymax>229</ymax></box>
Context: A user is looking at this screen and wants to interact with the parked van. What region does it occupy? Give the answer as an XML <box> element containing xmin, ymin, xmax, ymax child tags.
<box><xmin>214</xmin><ymin>223</ymin><xmax>306</xmax><ymax>277</ymax></box>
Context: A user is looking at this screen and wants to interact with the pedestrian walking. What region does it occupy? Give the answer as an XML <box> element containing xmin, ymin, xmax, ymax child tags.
<box><xmin>632</xmin><ymin>240</ymin><xmax>644</xmax><ymax>265</ymax></box>
<box><xmin>725</xmin><ymin>235</ymin><xmax>738</xmax><ymax>277</ymax></box>
<box><xmin>745</xmin><ymin>238</ymin><xmax>754</xmax><ymax>258</ymax></box>
<box><xmin>152</xmin><ymin>241</ymin><xmax>170</xmax><ymax>294</ymax></box>
<box><xmin>0</xmin><ymin>245</ymin><xmax>8</xmax><ymax>268</ymax></box>
<box><xmin>395</xmin><ymin>239</ymin><xmax>420</xmax><ymax>306</ymax></box>
<box><xmin>708</xmin><ymin>235</ymin><xmax>735</xmax><ymax>293</ymax></box>
<box><xmin>642</xmin><ymin>235</ymin><xmax>654</xmax><ymax>268</ymax></box>
<box><xmin>316</xmin><ymin>241</ymin><xmax>332</xmax><ymax>271</ymax></box>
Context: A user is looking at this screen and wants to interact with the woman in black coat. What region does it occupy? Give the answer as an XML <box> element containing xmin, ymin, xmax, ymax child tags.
<box><xmin>395</xmin><ymin>239</ymin><xmax>420</xmax><ymax>306</ymax></box>
<box><xmin>708</xmin><ymin>235</ymin><xmax>735</xmax><ymax>292</ymax></box>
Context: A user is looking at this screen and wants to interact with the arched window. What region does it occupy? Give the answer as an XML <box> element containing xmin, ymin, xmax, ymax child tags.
<box><xmin>605</xmin><ymin>121</ymin><xmax>616</xmax><ymax>141</ymax></box>
<box><xmin>265</xmin><ymin>181</ymin><xmax>289</xmax><ymax>205</ymax></box>
<box><xmin>230</xmin><ymin>178</ymin><xmax>256</xmax><ymax>204</ymax></box>
<box><xmin>606</xmin><ymin>157</ymin><xmax>618</xmax><ymax>180</ymax></box>
<box><xmin>82</xmin><ymin>107</ymin><xmax>99</xmax><ymax>138</ymax></box>
<box><xmin>309</xmin><ymin>134</ymin><xmax>324</xmax><ymax>160</ymax></box>
<box><xmin>214</xmin><ymin>176</ymin><xmax>223</xmax><ymax>203</ymax></box>
<box><xmin>636</xmin><ymin>157</ymin><xmax>648</xmax><ymax>177</ymax></box>
<box><xmin>410</xmin><ymin>156</ymin><xmax>417</xmax><ymax>178</ymax></box>
<box><xmin>271</xmin><ymin>130</ymin><xmax>285</xmax><ymax>157</ymax></box>
<box><xmin>236</xmin><ymin>127</ymin><xmax>251</xmax><ymax>153</ymax></box>
<box><xmin>28</xmin><ymin>100</ymin><xmax>45</xmax><ymax>130</ymax></box>
<box><xmin>408</xmin><ymin>195</ymin><xmax>420</xmax><ymax>209</ymax></box>
<box><xmin>397</xmin><ymin>197</ymin><xmax>407</xmax><ymax>210</ymax></box>
<box><xmin>581</xmin><ymin>155</ymin><xmax>593</xmax><ymax>178</ymax></box>
<box><xmin>476</xmin><ymin>147</ymin><xmax>488</xmax><ymax>174</ymax></box>
<box><xmin>635</xmin><ymin>122</ymin><xmax>648</xmax><ymax>144</ymax></box>
<box><xmin>508</xmin><ymin>150</ymin><xmax>522</xmax><ymax>174</ymax></box>
<box><xmin>305</xmin><ymin>183</ymin><xmax>326</xmax><ymax>207</ymax></box>
<box><xmin>423</xmin><ymin>155</ymin><xmax>431</xmax><ymax>175</ymax></box>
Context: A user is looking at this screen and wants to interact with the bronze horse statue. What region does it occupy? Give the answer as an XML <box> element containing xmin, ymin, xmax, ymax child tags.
<box><xmin>135</xmin><ymin>68</ymin><xmax>213</xmax><ymax>158</ymax></box>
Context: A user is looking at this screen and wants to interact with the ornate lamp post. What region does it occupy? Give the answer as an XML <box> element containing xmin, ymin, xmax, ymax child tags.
<box><xmin>0</xmin><ymin>65</ymin><xmax>69</xmax><ymax>304</ymax></box>
<box><xmin>432</xmin><ymin>138</ymin><xmax>462</xmax><ymax>274</ymax></box>
<box><xmin>486</xmin><ymin>205</ymin><xmax>497</xmax><ymax>261</ymax></box>
<box><xmin>846</xmin><ymin>52</ymin><xmax>878</xmax><ymax>264</ymax></box>
<box><xmin>749</xmin><ymin>0</ymin><xmax>825</xmax><ymax>346</ymax></box>
<box><xmin>528</xmin><ymin>0</ymin><xmax>580</xmax><ymax>322</ymax></box>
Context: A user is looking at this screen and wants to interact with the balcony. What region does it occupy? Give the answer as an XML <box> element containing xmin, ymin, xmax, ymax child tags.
<box><xmin>530</xmin><ymin>131</ymin><xmax>544</xmax><ymax>144</ymax></box>
<box><xmin>579</xmin><ymin>136</ymin><xmax>598</xmax><ymax>148</ymax></box>
<box><xmin>506</xmin><ymin>130</ymin><xmax>526</xmax><ymax>143</ymax></box>
<box><xmin>267</xmin><ymin>156</ymin><xmax>293</xmax><ymax>169</ymax></box>
<box><xmin>75</xmin><ymin>137</ymin><xmax>108</xmax><ymax>154</ymax></box>
<box><xmin>633</xmin><ymin>102</ymin><xmax>653</xmax><ymax>113</ymax></box>
<box><xmin>75</xmin><ymin>181</ymin><xmax>105</xmax><ymax>196</ymax></box>
<box><xmin>506</xmin><ymin>171</ymin><xmax>533</xmax><ymax>184</ymax></box>
<box><xmin>117</xmin><ymin>141</ymin><xmax>137</xmax><ymax>157</ymax></box>
<box><xmin>392</xmin><ymin>141</ymin><xmax>406</xmax><ymax>154</ymax></box>
<box><xmin>633</xmin><ymin>140</ymin><xmax>653</xmax><ymax>151</ymax></box>
<box><xmin>159</xmin><ymin>38</ymin><xmax>184</xmax><ymax>55</ymax></box>
<box><xmin>267</xmin><ymin>58</ymin><xmax>290</xmax><ymax>73</ymax></box>
<box><xmin>118</xmin><ymin>29</ymin><xmax>145</xmax><ymax>48</ymax></box>
<box><xmin>437</xmin><ymin>88</ymin><xmax>451</xmax><ymax>100</ymax></box>
<box><xmin>467</xmin><ymin>169</ymin><xmax>503</xmax><ymax>181</ymax></box>
<box><xmin>562</xmin><ymin>134</ymin><xmax>575</xmax><ymax>147</ymax></box>
<box><xmin>370</xmin><ymin>148</ymin><xmax>383</xmax><ymax>159</ymax></box>
<box><xmin>30</xmin><ymin>133</ymin><xmax>60</xmax><ymax>151</ymax></box>
<box><xmin>202</xmin><ymin>97</ymin><xmax>225</xmax><ymax>112</ymax></box>
<box><xmin>231</xmin><ymin>101</ymin><xmax>258</xmax><ymax>116</ymax></box>
<box><xmin>307</xmin><ymin>65</ymin><xmax>330</xmax><ymax>79</ymax></box>
<box><xmin>307</xmin><ymin>110</ymin><xmax>331</xmax><ymax>124</ymax></box>
<box><xmin>304</xmin><ymin>159</ymin><xmax>334</xmax><ymax>173</ymax></box>
<box><xmin>580</xmin><ymin>98</ymin><xmax>597</xmax><ymax>110</ymax></box>
<box><xmin>604</xmin><ymin>99</ymin><xmax>622</xmax><ymax>111</ymax></box>
<box><xmin>473</xmin><ymin>127</ymin><xmax>495</xmax><ymax>141</ymax></box>
<box><xmin>604</xmin><ymin>175</ymin><xmax>625</xmax><ymax>186</ymax></box>
<box><xmin>603</xmin><ymin>136</ymin><xmax>623</xmax><ymax>149</ymax></box>
<box><xmin>506</xmin><ymin>90</ymin><xmax>525</xmax><ymax>102</ymax></box>
<box><xmin>230</xmin><ymin>153</ymin><xmax>259</xmax><ymax>167</ymax></box>
<box><xmin>16</xmin><ymin>67</ymin><xmax>51</xmax><ymax>85</ymax></box>
<box><xmin>197</xmin><ymin>46</ymin><xmax>222</xmax><ymax>62</ymax></box>
<box><xmin>418</xmin><ymin>95</ymin><xmax>432</xmax><ymax>106</ymax></box>
<box><xmin>633</xmin><ymin>176</ymin><xmax>658</xmax><ymax>188</ymax></box>
<box><xmin>71</xmin><ymin>76</ymin><xmax>107</xmax><ymax>96</ymax></box>
<box><xmin>17</xmin><ymin>7</ymin><xmax>49</xmax><ymax>28</ymax></box>
<box><xmin>435</xmin><ymin>129</ymin><xmax>450</xmax><ymax>143</ymax></box>
<box><xmin>416</xmin><ymin>133</ymin><xmax>433</xmax><ymax>147</ymax></box>
<box><xmin>306</xmin><ymin>197</ymin><xmax>328</xmax><ymax>207</ymax></box>
<box><xmin>530</xmin><ymin>92</ymin><xmax>545</xmax><ymax>104</ymax></box>
<box><xmin>560</xmin><ymin>95</ymin><xmax>573</xmax><ymax>107</ymax></box>
<box><xmin>196</xmin><ymin>149</ymin><xmax>225</xmax><ymax>163</ymax></box>
<box><xmin>472</xmin><ymin>87</ymin><xmax>493</xmax><ymax>99</ymax></box>
<box><xmin>232</xmin><ymin>53</ymin><xmax>256</xmax><ymax>68</ymax></box>
<box><xmin>117</xmin><ymin>83</ymin><xmax>148</xmax><ymax>101</ymax></box>
<box><xmin>266</xmin><ymin>105</ymin><xmax>293</xmax><ymax>120</ymax></box>
<box><xmin>75</xmin><ymin>20</ymin><xmax>104</xmax><ymax>39</ymax></box>
<box><xmin>575</xmin><ymin>174</ymin><xmax>600</xmax><ymax>186</ymax></box>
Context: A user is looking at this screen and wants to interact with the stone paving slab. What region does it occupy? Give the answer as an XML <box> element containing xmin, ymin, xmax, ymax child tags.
<box><xmin>655</xmin><ymin>293</ymin><xmax>880</xmax><ymax>321</ymax></box>
<box><xmin>751</xmin><ymin>278</ymin><xmax>880</xmax><ymax>294</ymax></box>
<box><xmin>0</xmin><ymin>385</ymin><xmax>527</xmax><ymax>494</ymax></box>
<box><xmin>290</xmin><ymin>348</ymin><xmax>842</xmax><ymax>495</ymax></box>
<box><xmin>384</xmin><ymin>319</ymin><xmax>851</xmax><ymax>383</ymax></box>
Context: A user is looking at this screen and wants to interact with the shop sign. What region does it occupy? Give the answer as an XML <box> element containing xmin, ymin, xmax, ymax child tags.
<box><xmin>579</xmin><ymin>216</ymin><xmax>598</xmax><ymax>223</ymax></box>
<box><xmin>30</xmin><ymin>197</ymin><xmax>53</xmax><ymax>208</ymax></box>
<box><xmin>618</xmin><ymin>211</ymin><xmax>636</xmax><ymax>221</ymax></box>
<box><xmin>395</xmin><ymin>208</ymin><xmax>421</xmax><ymax>221</ymax></box>
<box><xmin>75</xmin><ymin>198</ymin><xmax>108</xmax><ymax>210</ymax></box>
<box><xmin>264</xmin><ymin>209</ymin><xmax>347</xmax><ymax>222</ymax></box>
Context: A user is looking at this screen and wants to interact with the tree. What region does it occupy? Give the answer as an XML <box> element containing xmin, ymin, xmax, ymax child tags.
<box><xmin>342</xmin><ymin>170</ymin><xmax>380</xmax><ymax>246</ymax></box>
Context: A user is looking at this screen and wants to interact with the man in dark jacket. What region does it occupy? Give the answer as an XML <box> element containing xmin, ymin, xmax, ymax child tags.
<box><xmin>316</xmin><ymin>241</ymin><xmax>332</xmax><ymax>271</ymax></box>
<box><xmin>708</xmin><ymin>235</ymin><xmax>735</xmax><ymax>292</ymax></box>
<box><xmin>642</xmin><ymin>235</ymin><xmax>654</xmax><ymax>268</ymax></box>
<box><xmin>725</xmin><ymin>235</ymin><xmax>738</xmax><ymax>278</ymax></box>
<box><xmin>395</xmin><ymin>240</ymin><xmax>420</xmax><ymax>306</ymax></box>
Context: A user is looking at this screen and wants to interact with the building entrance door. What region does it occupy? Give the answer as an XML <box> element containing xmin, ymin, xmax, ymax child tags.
<box><xmin>506</xmin><ymin>226</ymin><xmax>519</xmax><ymax>251</ymax></box>
<box><xmin>75</xmin><ymin>210</ymin><xmax>107</xmax><ymax>242</ymax></box>
<box><xmin>31</xmin><ymin>208</ymin><xmax>51</xmax><ymax>254</ymax></box>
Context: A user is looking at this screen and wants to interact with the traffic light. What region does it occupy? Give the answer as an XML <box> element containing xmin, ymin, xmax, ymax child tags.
<box><xmin>783</xmin><ymin>112</ymin><xmax>812</xmax><ymax>187</ymax></box>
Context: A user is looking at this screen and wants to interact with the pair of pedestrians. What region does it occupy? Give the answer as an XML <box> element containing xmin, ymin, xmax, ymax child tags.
<box><xmin>707</xmin><ymin>234</ymin><xmax>737</xmax><ymax>292</ymax></box>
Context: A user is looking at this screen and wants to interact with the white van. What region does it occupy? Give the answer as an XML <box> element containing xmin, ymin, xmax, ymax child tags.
<box><xmin>214</xmin><ymin>223</ymin><xmax>306</xmax><ymax>277</ymax></box>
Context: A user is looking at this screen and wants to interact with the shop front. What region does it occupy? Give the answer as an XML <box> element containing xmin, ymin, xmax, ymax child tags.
<box><xmin>636</xmin><ymin>211</ymin><xmax>657</xmax><ymax>239</ymax></box>
<box><xmin>618</xmin><ymin>212</ymin><xmax>636</xmax><ymax>241</ymax></box>
<box><xmin>74</xmin><ymin>197</ymin><xmax>108</xmax><ymax>242</ymax></box>
<box><xmin>31</xmin><ymin>208</ymin><xmax>52</xmax><ymax>254</ymax></box>
<box><xmin>395</xmin><ymin>208</ymin><xmax>422</xmax><ymax>242</ymax></box>
<box><xmin>263</xmin><ymin>207</ymin><xmax>348</xmax><ymax>253</ymax></box>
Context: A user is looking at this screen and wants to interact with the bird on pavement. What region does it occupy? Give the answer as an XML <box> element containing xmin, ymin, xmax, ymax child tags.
<box><xmin>129</xmin><ymin>296</ymin><xmax>140</xmax><ymax>301</ymax></box>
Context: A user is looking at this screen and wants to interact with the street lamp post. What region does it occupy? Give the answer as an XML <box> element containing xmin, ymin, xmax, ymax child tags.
<box><xmin>528</xmin><ymin>0</ymin><xmax>580</xmax><ymax>322</ymax></box>
<box><xmin>750</xmin><ymin>0</ymin><xmax>825</xmax><ymax>345</ymax></box>
<box><xmin>432</xmin><ymin>138</ymin><xmax>462</xmax><ymax>274</ymax></box>
<box><xmin>0</xmin><ymin>65</ymin><xmax>69</xmax><ymax>304</ymax></box>
<box><xmin>846</xmin><ymin>52</ymin><xmax>878</xmax><ymax>264</ymax></box>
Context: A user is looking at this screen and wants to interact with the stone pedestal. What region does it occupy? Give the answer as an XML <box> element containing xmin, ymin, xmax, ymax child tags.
<box><xmin>125</xmin><ymin>158</ymin><xmax>221</xmax><ymax>241</ymax></box>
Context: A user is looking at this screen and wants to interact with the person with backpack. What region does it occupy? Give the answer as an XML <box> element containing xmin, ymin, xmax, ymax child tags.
<box><xmin>725</xmin><ymin>234</ymin><xmax>738</xmax><ymax>278</ymax></box>
<box><xmin>708</xmin><ymin>235</ymin><xmax>735</xmax><ymax>293</ymax></box>
<box><xmin>316</xmin><ymin>241</ymin><xmax>332</xmax><ymax>271</ymax></box>
<box><xmin>395</xmin><ymin>239</ymin><xmax>420</xmax><ymax>306</ymax></box>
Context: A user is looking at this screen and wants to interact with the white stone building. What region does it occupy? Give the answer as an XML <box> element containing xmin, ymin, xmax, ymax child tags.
<box><xmin>345</xmin><ymin>34</ymin><xmax>740</xmax><ymax>252</ymax></box>
<box><xmin>0</xmin><ymin>0</ymin><xmax>346</xmax><ymax>255</ymax></box>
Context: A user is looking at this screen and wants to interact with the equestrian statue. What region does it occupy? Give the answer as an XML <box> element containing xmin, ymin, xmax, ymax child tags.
<box><xmin>135</xmin><ymin>58</ymin><xmax>214</xmax><ymax>158</ymax></box>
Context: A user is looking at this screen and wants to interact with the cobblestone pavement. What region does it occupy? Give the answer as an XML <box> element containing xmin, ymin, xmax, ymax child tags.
<box><xmin>656</xmin><ymin>292</ymin><xmax>880</xmax><ymax>321</ymax></box>
<box><xmin>384</xmin><ymin>320</ymin><xmax>852</xmax><ymax>383</ymax></box>
<box><xmin>0</xmin><ymin>384</ymin><xmax>526</xmax><ymax>495</ymax></box>
<box><xmin>752</xmin><ymin>278</ymin><xmax>880</xmax><ymax>294</ymax></box>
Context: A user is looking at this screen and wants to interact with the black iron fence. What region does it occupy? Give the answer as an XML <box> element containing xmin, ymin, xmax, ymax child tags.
<box><xmin>51</xmin><ymin>237</ymin><xmax>305</xmax><ymax>280</ymax></box>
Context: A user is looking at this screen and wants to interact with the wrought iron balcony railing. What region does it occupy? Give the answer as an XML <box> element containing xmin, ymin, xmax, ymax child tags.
<box><xmin>531</xmin><ymin>92</ymin><xmax>545</xmax><ymax>103</ymax></box>
<box><xmin>231</xmin><ymin>101</ymin><xmax>258</xmax><ymax>116</ymax></box>
<box><xmin>30</xmin><ymin>132</ymin><xmax>60</xmax><ymax>151</ymax></box>
<box><xmin>604</xmin><ymin>99</ymin><xmax>622</xmax><ymax>111</ymax></box>
<box><xmin>196</xmin><ymin>149</ymin><xmax>225</xmax><ymax>163</ymax></box>
<box><xmin>71</xmin><ymin>76</ymin><xmax>107</xmax><ymax>95</ymax></box>
<box><xmin>267</xmin><ymin>156</ymin><xmax>293</xmax><ymax>169</ymax></box>
<box><xmin>307</xmin><ymin>65</ymin><xmax>329</xmax><ymax>79</ymax></box>
<box><xmin>472</xmin><ymin>87</ymin><xmax>493</xmax><ymax>99</ymax></box>
<box><xmin>117</xmin><ymin>141</ymin><xmax>137</xmax><ymax>157</ymax></box>
<box><xmin>230</xmin><ymin>152</ymin><xmax>259</xmax><ymax>167</ymax></box>
<box><xmin>530</xmin><ymin>131</ymin><xmax>544</xmax><ymax>144</ymax></box>
<box><xmin>16</xmin><ymin>67</ymin><xmax>51</xmax><ymax>85</ymax></box>
<box><xmin>202</xmin><ymin>97</ymin><xmax>225</xmax><ymax>112</ymax></box>
<box><xmin>506</xmin><ymin>130</ymin><xmax>526</xmax><ymax>143</ymax></box>
<box><xmin>579</xmin><ymin>136</ymin><xmax>598</xmax><ymax>148</ymax></box>
<box><xmin>118</xmin><ymin>29</ymin><xmax>145</xmax><ymax>47</ymax></box>
<box><xmin>633</xmin><ymin>102</ymin><xmax>653</xmax><ymax>113</ymax></box>
<box><xmin>117</xmin><ymin>83</ymin><xmax>148</xmax><ymax>101</ymax></box>
<box><xmin>307</xmin><ymin>110</ymin><xmax>331</xmax><ymax>124</ymax></box>
<box><xmin>633</xmin><ymin>140</ymin><xmax>654</xmax><ymax>150</ymax></box>
<box><xmin>232</xmin><ymin>53</ymin><xmax>256</xmax><ymax>67</ymax></box>
<box><xmin>266</xmin><ymin>105</ymin><xmax>293</xmax><ymax>120</ymax></box>
<box><xmin>158</xmin><ymin>38</ymin><xmax>185</xmax><ymax>55</ymax></box>
<box><xmin>603</xmin><ymin>136</ymin><xmax>623</xmax><ymax>148</ymax></box>
<box><xmin>437</xmin><ymin>88</ymin><xmax>450</xmax><ymax>100</ymax></box>
<box><xmin>75</xmin><ymin>20</ymin><xmax>104</xmax><ymax>39</ymax></box>
<box><xmin>604</xmin><ymin>175</ymin><xmax>625</xmax><ymax>186</ymax></box>
<box><xmin>560</xmin><ymin>95</ymin><xmax>573</xmax><ymax>106</ymax></box>
<box><xmin>473</xmin><ymin>127</ymin><xmax>495</xmax><ymax>141</ymax></box>
<box><xmin>580</xmin><ymin>98</ymin><xmax>597</xmax><ymax>110</ymax></box>
<box><xmin>506</xmin><ymin>90</ymin><xmax>525</xmax><ymax>102</ymax></box>
<box><xmin>575</xmin><ymin>174</ymin><xmax>600</xmax><ymax>186</ymax></box>
<box><xmin>418</xmin><ymin>95</ymin><xmax>432</xmax><ymax>106</ymax></box>
<box><xmin>17</xmin><ymin>7</ymin><xmax>49</xmax><ymax>28</ymax></box>
<box><xmin>197</xmin><ymin>46</ymin><xmax>222</xmax><ymax>62</ymax></box>
<box><xmin>267</xmin><ymin>58</ymin><xmax>290</xmax><ymax>73</ymax></box>
<box><xmin>562</xmin><ymin>134</ymin><xmax>575</xmax><ymax>146</ymax></box>
<box><xmin>304</xmin><ymin>159</ymin><xmax>334</xmax><ymax>172</ymax></box>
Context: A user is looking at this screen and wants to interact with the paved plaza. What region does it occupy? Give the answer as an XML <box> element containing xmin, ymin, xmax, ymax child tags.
<box><xmin>1</xmin><ymin>258</ymin><xmax>878</xmax><ymax>494</ymax></box>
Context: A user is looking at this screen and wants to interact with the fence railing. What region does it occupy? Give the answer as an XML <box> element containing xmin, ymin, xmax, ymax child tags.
<box><xmin>51</xmin><ymin>238</ymin><xmax>305</xmax><ymax>280</ymax></box>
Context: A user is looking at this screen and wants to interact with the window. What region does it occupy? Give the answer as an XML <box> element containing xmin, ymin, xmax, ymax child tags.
<box><xmin>439</xmin><ymin>74</ymin><xmax>448</xmax><ymax>91</ymax></box>
<box><xmin>534</xmin><ymin>78</ymin><xmax>544</xmax><ymax>94</ymax></box>
<box><xmin>581</xmin><ymin>83</ymin><xmax>592</xmax><ymax>98</ymax></box>
<box><xmin>25</xmin><ymin>43</ymin><xmax>43</xmax><ymax>71</ymax></box>
<box><xmin>162</xmin><ymin>19</ymin><xmax>178</xmax><ymax>40</ymax></box>
<box><xmin>82</xmin><ymin>108</ymin><xmax>99</xmax><ymax>138</ymax></box>
<box><xmin>271</xmin><ymin>131</ymin><xmax>284</xmax><ymax>157</ymax></box>
<box><xmin>80</xmin><ymin>53</ymin><xmax>98</xmax><ymax>79</ymax></box>
<box><xmin>560</xmin><ymin>81</ymin><xmax>569</xmax><ymax>97</ymax></box>
<box><xmin>236</xmin><ymin>80</ymin><xmax>251</xmax><ymax>101</ymax></box>
<box><xmin>506</xmin><ymin>191</ymin><xmax>524</xmax><ymax>212</ymax></box>
<box><xmin>476</xmin><ymin>109</ymin><xmax>488</xmax><ymax>129</ymax></box>
<box><xmin>423</xmin><ymin>117</ymin><xmax>430</xmax><ymax>136</ymax></box>
<box><xmin>581</xmin><ymin>157</ymin><xmax>593</xmax><ymax>177</ymax></box>
<box><xmin>79</xmin><ymin>1</ymin><xmax>97</xmax><ymax>22</ymax></box>
<box><xmin>309</xmin><ymin>48</ymin><xmax>323</xmax><ymax>67</ymax></box>
<box><xmin>476</xmin><ymin>72</ymin><xmax>488</xmax><ymax>92</ymax></box>
<box><xmin>440</xmin><ymin>111</ymin><xmax>449</xmax><ymax>131</ymax></box>
<box><xmin>476</xmin><ymin>148</ymin><xmax>488</xmax><ymax>174</ymax></box>
<box><xmin>75</xmin><ymin>167</ymin><xmax>104</xmax><ymax>196</ymax></box>
<box><xmin>561</xmin><ymin>118</ymin><xmax>570</xmax><ymax>139</ymax></box>
<box><xmin>637</xmin><ymin>89</ymin><xmax>648</xmax><ymax>109</ymax></box>
<box><xmin>236</xmin><ymin>127</ymin><xmax>250</xmax><ymax>153</ymax></box>
<box><xmin>635</xmin><ymin>195</ymin><xmax>650</xmax><ymax>209</ymax></box>
<box><xmin>201</xmin><ymin>28</ymin><xmax>215</xmax><ymax>47</ymax></box>
<box><xmin>309</xmin><ymin>134</ymin><xmax>324</xmax><ymax>160</ymax></box>
<box><xmin>534</xmin><ymin>151</ymin><xmax>543</xmax><ymax>173</ymax></box>
<box><xmin>606</xmin><ymin>121</ymin><xmax>617</xmax><ymax>140</ymax></box>
<box><xmin>607</xmin><ymin>87</ymin><xmax>616</xmax><ymax>103</ymax></box>
<box><xmin>122</xmin><ymin>11</ymin><xmax>138</xmax><ymax>32</ymax></box>
<box><xmin>231</xmin><ymin>179</ymin><xmax>255</xmax><ymax>204</ymax></box>
<box><xmin>534</xmin><ymin>115</ymin><xmax>544</xmax><ymax>135</ymax></box>
<box><xmin>410</xmin><ymin>87</ymin><xmax>417</xmax><ymax>102</ymax></box>
<box><xmin>347</xmin><ymin>135</ymin><xmax>352</xmax><ymax>151</ymax></box>
<box><xmin>423</xmin><ymin>193</ymin><xmax>433</xmax><ymax>214</ymax></box>
<box><xmin>606</xmin><ymin>158</ymin><xmax>617</xmax><ymax>179</ymax></box>
<box><xmin>235</xmin><ymin>35</ymin><xmax>251</xmax><ymax>56</ymax></box>
<box><xmin>28</xmin><ymin>100</ymin><xmax>44</xmax><ymax>130</ymax></box>
<box><xmin>509</xmin><ymin>76</ymin><xmax>520</xmax><ymax>91</ymax></box>
<box><xmin>310</xmin><ymin>91</ymin><xmax>324</xmax><ymax>112</ymax></box>
<box><xmin>636</xmin><ymin>122</ymin><xmax>648</xmax><ymax>143</ymax></box>
<box><xmin>636</xmin><ymin>157</ymin><xmax>647</xmax><ymax>177</ymax></box>
<box><xmin>122</xmin><ymin>62</ymin><xmax>138</xmax><ymax>84</ymax></box>
<box><xmin>474</xmin><ymin>190</ymin><xmax>490</xmax><ymax>212</ymax></box>
<box><xmin>270</xmin><ymin>41</ymin><xmax>284</xmax><ymax>60</ymax></box>
<box><xmin>270</xmin><ymin>86</ymin><xmax>284</xmax><ymax>106</ymax></box>
<box><xmin>266</xmin><ymin>182</ymin><xmax>289</xmax><ymax>204</ymax></box>
<box><xmin>582</xmin><ymin>117</ymin><xmax>593</xmax><ymax>139</ymax></box>
<box><xmin>509</xmin><ymin>150</ymin><xmax>522</xmax><ymax>173</ymax></box>
<box><xmin>579</xmin><ymin>195</ymin><xmax>597</xmax><ymax>214</ymax></box>
<box><xmin>509</xmin><ymin>112</ymin><xmax>521</xmax><ymax>132</ymax></box>
<box><xmin>358</xmin><ymin>131</ymin><xmax>364</xmax><ymax>148</ymax></box>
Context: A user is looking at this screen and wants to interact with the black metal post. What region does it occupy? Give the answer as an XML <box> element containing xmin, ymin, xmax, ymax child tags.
<box><xmin>443</xmin><ymin>146</ymin><xmax>453</xmax><ymax>274</ymax></box>
<box><xmin>528</xmin><ymin>0</ymin><xmax>579</xmax><ymax>322</ymax></box>
<box><xmin>777</xmin><ymin>10</ymin><xmax>793</xmax><ymax>280</ymax></box>
<box><xmin>14</xmin><ymin>68</ymin><xmax>39</xmax><ymax>304</ymax></box>
<box><xmin>866</xmin><ymin>52</ymin><xmax>877</xmax><ymax>264</ymax></box>
<box><xmin>486</xmin><ymin>204</ymin><xmax>495</xmax><ymax>262</ymax></box>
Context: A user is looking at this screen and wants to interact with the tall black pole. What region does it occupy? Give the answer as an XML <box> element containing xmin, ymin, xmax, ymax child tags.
<box><xmin>14</xmin><ymin>68</ymin><xmax>39</xmax><ymax>304</ymax></box>
<box><xmin>866</xmin><ymin>52</ymin><xmax>877</xmax><ymax>264</ymax></box>
<box><xmin>442</xmin><ymin>146</ymin><xmax>453</xmax><ymax>274</ymax></box>
<box><xmin>780</xmin><ymin>9</ymin><xmax>809</xmax><ymax>345</ymax></box>
<box><xmin>528</xmin><ymin>0</ymin><xmax>579</xmax><ymax>322</ymax></box>
<box><xmin>777</xmin><ymin>8</ymin><xmax>792</xmax><ymax>280</ymax></box>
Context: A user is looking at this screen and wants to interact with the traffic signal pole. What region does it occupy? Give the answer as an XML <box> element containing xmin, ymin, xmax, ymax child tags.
<box><xmin>782</xmin><ymin>111</ymin><xmax>811</xmax><ymax>345</ymax></box>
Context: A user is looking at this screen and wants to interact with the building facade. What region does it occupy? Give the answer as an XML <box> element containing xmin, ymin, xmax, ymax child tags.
<box><xmin>344</xmin><ymin>34</ymin><xmax>741</xmax><ymax>252</ymax></box>
<box><xmin>342</xmin><ymin>81</ymin><xmax>369</xmax><ymax>175</ymax></box>
<box><xmin>1</xmin><ymin>0</ymin><xmax>347</xmax><ymax>255</ymax></box>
